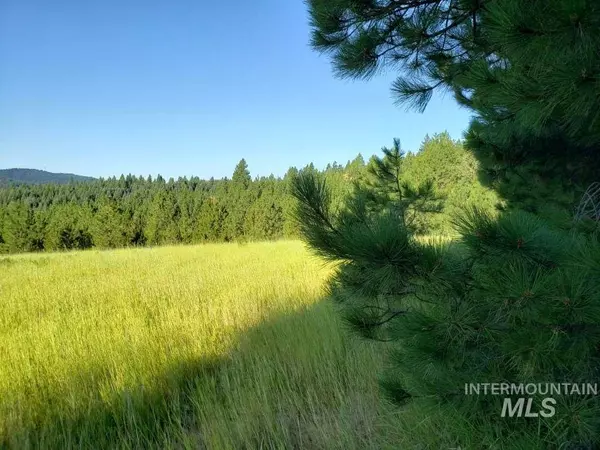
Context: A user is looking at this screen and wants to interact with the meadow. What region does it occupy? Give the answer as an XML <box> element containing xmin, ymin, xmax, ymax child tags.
<box><xmin>0</xmin><ymin>241</ymin><xmax>454</xmax><ymax>449</ymax></box>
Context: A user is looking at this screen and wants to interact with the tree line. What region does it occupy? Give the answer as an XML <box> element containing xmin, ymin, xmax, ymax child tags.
<box><xmin>0</xmin><ymin>133</ymin><xmax>496</xmax><ymax>254</ymax></box>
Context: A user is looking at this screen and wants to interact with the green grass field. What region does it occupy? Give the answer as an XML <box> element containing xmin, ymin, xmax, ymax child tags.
<box><xmin>1</xmin><ymin>241</ymin><xmax>453</xmax><ymax>449</ymax></box>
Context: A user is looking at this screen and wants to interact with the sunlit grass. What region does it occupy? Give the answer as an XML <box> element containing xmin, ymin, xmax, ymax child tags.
<box><xmin>1</xmin><ymin>241</ymin><xmax>453</xmax><ymax>449</ymax></box>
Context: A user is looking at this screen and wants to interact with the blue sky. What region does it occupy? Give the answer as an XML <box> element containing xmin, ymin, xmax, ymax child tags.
<box><xmin>0</xmin><ymin>0</ymin><xmax>472</xmax><ymax>180</ymax></box>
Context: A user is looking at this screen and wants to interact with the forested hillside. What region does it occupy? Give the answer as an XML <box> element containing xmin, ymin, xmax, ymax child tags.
<box><xmin>0</xmin><ymin>168</ymin><xmax>95</xmax><ymax>185</ymax></box>
<box><xmin>0</xmin><ymin>133</ymin><xmax>496</xmax><ymax>254</ymax></box>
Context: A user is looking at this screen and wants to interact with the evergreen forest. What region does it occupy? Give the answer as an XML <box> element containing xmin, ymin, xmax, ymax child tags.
<box><xmin>0</xmin><ymin>132</ymin><xmax>496</xmax><ymax>254</ymax></box>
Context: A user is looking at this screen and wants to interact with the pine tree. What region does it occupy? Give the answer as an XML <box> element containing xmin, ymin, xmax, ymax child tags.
<box><xmin>295</xmin><ymin>0</ymin><xmax>600</xmax><ymax>447</ymax></box>
<box><xmin>145</xmin><ymin>190</ymin><xmax>181</xmax><ymax>245</ymax></box>
<box><xmin>401</xmin><ymin>132</ymin><xmax>499</xmax><ymax>234</ymax></box>
<box><xmin>224</xmin><ymin>159</ymin><xmax>253</xmax><ymax>240</ymax></box>
<box><xmin>307</xmin><ymin>0</ymin><xmax>600</xmax><ymax>209</ymax></box>
<box><xmin>91</xmin><ymin>199</ymin><xmax>128</xmax><ymax>249</ymax></box>
<box><xmin>294</xmin><ymin>153</ymin><xmax>600</xmax><ymax>448</ymax></box>
<box><xmin>45</xmin><ymin>204</ymin><xmax>93</xmax><ymax>251</ymax></box>
<box><xmin>231</xmin><ymin>158</ymin><xmax>251</xmax><ymax>189</ymax></box>
<box><xmin>3</xmin><ymin>202</ymin><xmax>42</xmax><ymax>252</ymax></box>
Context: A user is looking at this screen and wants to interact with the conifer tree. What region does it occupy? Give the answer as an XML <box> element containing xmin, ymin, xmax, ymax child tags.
<box><xmin>295</xmin><ymin>0</ymin><xmax>600</xmax><ymax>447</ymax></box>
<box><xmin>3</xmin><ymin>202</ymin><xmax>42</xmax><ymax>252</ymax></box>
<box><xmin>45</xmin><ymin>204</ymin><xmax>93</xmax><ymax>251</ymax></box>
<box><xmin>307</xmin><ymin>0</ymin><xmax>600</xmax><ymax>209</ymax></box>
<box><xmin>92</xmin><ymin>199</ymin><xmax>128</xmax><ymax>249</ymax></box>
<box><xmin>231</xmin><ymin>158</ymin><xmax>251</xmax><ymax>189</ymax></box>
<box><xmin>145</xmin><ymin>190</ymin><xmax>181</xmax><ymax>245</ymax></box>
<box><xmin>401</xmin><ymin>132</ymin><xmax>498</xmax><ymax>234</ymax></box>
<box><xmin>224</xmin><ymin>159</ymin><xmax>253</xmax><ymax>239</ymax></box>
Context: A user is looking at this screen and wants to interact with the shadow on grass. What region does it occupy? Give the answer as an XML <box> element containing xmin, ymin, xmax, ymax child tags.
<box><xmin>2</xmin><ymin>297</ymin><xmax>394</xmax><ymax>450</ymax></box>
<box><xmin>3</xmin><ymin>353</ymin><xmax>227</xmax><ymax>449</ymax></box>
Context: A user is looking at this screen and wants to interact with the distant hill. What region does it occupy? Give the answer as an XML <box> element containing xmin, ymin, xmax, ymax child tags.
<box><xmin>0</xmin><ymin>168</ymin><xmax>95</xmax><ymax>185</ymax></box>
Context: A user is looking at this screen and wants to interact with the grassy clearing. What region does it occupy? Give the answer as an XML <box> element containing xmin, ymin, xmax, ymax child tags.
<box><xmin>1</xmin><ymin>241</ymin><xmax>452</xmax><ymax>449</ymax></box>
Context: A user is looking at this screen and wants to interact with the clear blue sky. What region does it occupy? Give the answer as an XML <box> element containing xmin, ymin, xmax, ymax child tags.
<box><xmin>0</xmin><ymin>0</ymin><xmax>472</xmax><ymax>180</ymax></box>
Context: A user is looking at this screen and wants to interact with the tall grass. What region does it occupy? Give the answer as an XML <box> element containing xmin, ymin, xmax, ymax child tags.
<box><xmin>0</xmin><ymin>241</ymin><xmax>457</xmax><ymax>449</ymax></box>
